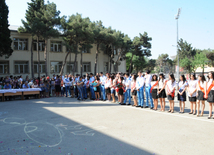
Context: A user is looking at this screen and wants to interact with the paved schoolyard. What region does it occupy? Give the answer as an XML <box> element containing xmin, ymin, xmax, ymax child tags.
<box><xmin>0</xmin><ymin>97</ymin><xmax>213</xmax><ymax>155</ymax></box>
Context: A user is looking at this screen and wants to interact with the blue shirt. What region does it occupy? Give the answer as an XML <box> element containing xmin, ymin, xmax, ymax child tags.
<box><xmin>4</xmin><ymin>84</ymin><xmax>11</xmax><ymax>89</ymax></box>
<box><xmin>23</xmin><ymin>84</ymin><xmax>30</xmax><ymax>88</ymax></box>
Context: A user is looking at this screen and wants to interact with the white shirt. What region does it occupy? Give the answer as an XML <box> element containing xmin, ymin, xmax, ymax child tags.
<box><xmin>64</xmin><ymin>78</ymin><xmax>70</xmax><ymax>86</ymax></box>
<box><xmin>159</xmin><ymin>79</ymin><xmax>166</xmax><ymax>89</ymax></box>
<box><xmin>100</xmin><ymin>75</ymin><xmax>106</xmax><ymax>85</ymax></box>
<box><xmin>188</xmin><ymin>80</ymin><xmax>198</xmax><ymax>97</ymax></box>
<box><xmin>124</xmin><ymin>78</ymin><xmax>131</xmax><ymax>89</ymax></box>
<box><xmin>151</xmin><ymin>81</ymin><xmax>158</xmax><ymax>89</ymax></box>
<box><xmin>207</xmin><ymin>79</ymin><xmax>214</xmax><ymax>90</ymax></box>
<box><xmin>145</xmin><ymin>74</ymin><xmax>152</xmax><ymax>87</ymax></box>
<box><xmin>105</xmin><ymin>78</ymin><xmax>111</xmax><ymax>88</ymax></box>
<box><xmin>166</xmin><ymin>80</ymin><xmax>176</xmax><ymax>93</ymax></box>
<box><xmin>197</xmin><ymin>80</ymin><xmax>206</xmax><ymax>91</ymax></box>
<box><xmin>136</xmin><ymin>77</ymin><xmax>145</xmax><ymax>89</ymax></box>
<box><xmin>89</xmin><ymin>77</ymin><xmax>95</xmax><ymax>86</ymax></box>
<box><xmin>19</xmin><ymin>78</ymin><xmax>23</xmax><ymax>82</ymax></box>
<box><xmin>178</xmin><ymin>81</ymin><xmax>188</xmax><ymax>90</ymax></box>
<box><xmin>111</xmin><ymin>79</ymin><xmax>116</xmax><ymax>90</ymax></box>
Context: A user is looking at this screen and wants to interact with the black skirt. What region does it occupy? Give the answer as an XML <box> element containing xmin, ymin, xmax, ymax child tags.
<box><xmin>158</xmin><ymin>89</ymin><xmax>166</xmax><ymax>98</ymax></box>
<box><xmin>87</xmin><ymin>87</ymin><xmax>90</xmax><ymax>92</ymax></box>
<box><xmin>105</xmin><ymin>88</ymin><xmax>111</xmax><ymax>94</ymax></box>
<box><xmin>152</xmin><ymin>89</ymin><xmax>158</xmax><ymax>99</ymax></box>
<box><xmin>95</xmin><ymin>86</ymin><xmax>100</xmax><ymax>92</ymax></box>
<box><xmin>132</xmin><ymin>90</ymin><xmax>137</xmax><ymax>96</ymax></box>
<box><xmin>55</xmin><ymin>85</ymin><xmax>61</xmax><ymax>92</ymax></box>
<box><xmin>178</xmin><ymin>89</ymin><xmax>186</xmax><ymax>101</ymax></box>
<box><xmin>197</xmin><ymin>91</ymin><xmax>206</xmax><ymax>101</ymax></box>
<box><xmin>207</xmin><ymin>90</ymin><xmax>214</xmax><ymax>103</ymax></box>
<box><xmin>118</xmin><ymin>89</ymin><xmax>124</xmax><ymax>95</ymax></box>
<box><xmin>189</xmin><ymin>96</ymin><xmax>197</xmax><ymax>102</ymax></box>
<box><xmin>168</xmin><ymin>95</ymin><xmax>174</xmax><ymax>101</ymax></box>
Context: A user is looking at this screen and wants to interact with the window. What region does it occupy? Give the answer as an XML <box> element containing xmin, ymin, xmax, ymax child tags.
<box><xmin>83</xmin><ymin>62</ymin><xmax>91</xmax><ymax>72</ymax></box>
<box><xmin>51</xmin><ymin>41</ymin><xmax>62</xmax><ymax>52</ymax></box>
<box><xmin>34</xmin><ymin>62</ymin><xmax>45</xmax><ymax>73</ymax></box>
<box><xmin>0</xmin><ymin>61</ymin><xmax>9</xmax><ymax>74</ymax></box>
<box><xmin>33</xmin><ymin>41</ymin><xmax>45</xmax><ymax>51</ymax></box>
<box><xmin>14</xmin><ymin>61</ymin><xmax>29</xmax><ymax>74</ymax></box>
<box><xmin>50</xmin><ymin>62</ymin><xmax>62</xmax><ymax>73</ymax></box>
<box><xmin>104</xmin><ymin>62</ymin><xmax>109</xmax><ymax>72</ymax></box>
<box><xmin>66</xmin><ymin>62</ymin><xmax>78</xmax><ymax>73</ymax></box>
<box><xmin>14</xmin><ymin>38</ymin><xmax>28</xmax><ymax>50</ymax></box>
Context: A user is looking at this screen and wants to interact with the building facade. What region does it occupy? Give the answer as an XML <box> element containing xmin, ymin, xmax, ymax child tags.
<box><xmin>0</xmin><ymin>26</ymin><xmax>126</xmax><ymax>78</ymax></box>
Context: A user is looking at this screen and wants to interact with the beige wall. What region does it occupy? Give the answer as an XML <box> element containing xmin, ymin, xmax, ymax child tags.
<box><xmin>0</xmin><ymin>30</ymin><xmax>126</xmax><ymax>78</ymax></box>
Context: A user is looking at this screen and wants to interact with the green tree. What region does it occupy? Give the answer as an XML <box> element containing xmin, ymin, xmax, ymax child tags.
<box><xmin>205</xmin><ymin>49</ymin><xmax>214</xmax><ymax>67</ymax></box>
<box><xmin>39</xmin><ymin>1</ymin><xmax>60</xmax><ymax>76</ymax></box>
<box><xmin>18</xmin><ymin>0</ymin><xmax>45</xmax><ymax>78</ymax></box>
<box><xmin>128</xmin><ymin>32</ymin><xmax>152</xmax><ymax>74</ymax></box>
<box><xmin>193</xmin><ymin>51</ymin><xmax>208</xmax><ymax>74</ymax></box>
<box><xmin>180</xmin><ymin>56</ymin><xmax>196</xmax><ymax>75</ymax></box>
<box><xmin>0</xmin><ymin>0</ymin><xmax>13</xmax><ymax>57</ymax></box>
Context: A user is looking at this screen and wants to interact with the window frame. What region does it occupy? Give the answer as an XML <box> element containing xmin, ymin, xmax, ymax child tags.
<box><xmin>50</xmin><ymin>61</ymin><xmax>63</xmax><ymax>73</ymax></box>
<box><xmin>82</xmin><ymin>62</ymin><xmax>91</xmax><ymax>72</ymax></box>
<box><xmin>50</xmin><ymin>41</ymin><xmax>62</xmax><ymax>52</ymax></box>
<box><xmin>13</xmin><ymin>38</ymin><xmax>28</xmax><ymax>51</ymax></box>
<box><xmin>66</xmin><ymin>62</ymin><xmax>78</xmax><ymax>73</ymax></box>
<box><xmin>0</xmin><ymin>61</ymin><xmax>9</xmax><ymax>74</ymax></box>
<box><xmin>14</xmin><ymin>61</ymin><xmax>29</xmax><ymax>74</ymax></box>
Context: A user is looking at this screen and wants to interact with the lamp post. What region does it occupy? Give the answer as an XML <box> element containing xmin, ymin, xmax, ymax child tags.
<box><xmin>175</xmin><ymin>8</ymin><xmax>181</xmax><ymax>80</ymax></box>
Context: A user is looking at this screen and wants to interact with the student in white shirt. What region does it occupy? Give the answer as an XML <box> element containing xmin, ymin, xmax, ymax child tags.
<box><xmin>196</xmin><ymin>74</ymin><xmax>207</xmax><ymax>117</ymax></box>
<box><xmin>177</xmin><ymin>75</ymin><xmax>188</xmax><ymax>113</ymax></box>
<box><xmin>105</xmin><ymin>73</ymin><xmax>111</xmax><ymax>102</ymax></box>
<box><xmin>187</xmin><ymin>73</ymin><xmax>197</xmax><ymax>115</ymax></box>
<box><xmin>145</xmin><ymin>70</ymin><xmax>153</xmax><ymax>109</ymax></box>
<box><xmin>99</xmin><ymin>72</ymin><xmax>106</xmax><ymax>101</ymax></box>
<box><xmin>158</xmin><ymin>73</ymin><xmax>167</xmax><ymax>111</ymax></box>
<box><xmin>151</xmin><ymin>75</ymin><xmax>159</xmax><ymax>110</ymax></box>
<box><xmin>166</xmin><ymin>73</ymin><xmax>176</xmax><ymax>113</ymax></box>
<box><xmin>122</xmin><ymin>73</ymin><xmax>132</xmax><ymax>105</ymax></box>
<box><xmin>207</xmin><ymin>71</ymin><xmax>214</xmax><ymax>119</ymax></box>
<box><xmin>89</xmin><ymin>73</ymin><xmax>95</xmax><ymax>100</ymax></box>
<box><xmin>136</xmin><ymin>71</ymin><xmax>145</xmax><ymax>108</ymax></box>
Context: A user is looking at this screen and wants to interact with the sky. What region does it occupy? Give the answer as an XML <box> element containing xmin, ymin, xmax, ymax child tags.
<box><xmin>5</xmin><ymin>0</ymin><xmax>214</xmax><ymax>59</ymax></box>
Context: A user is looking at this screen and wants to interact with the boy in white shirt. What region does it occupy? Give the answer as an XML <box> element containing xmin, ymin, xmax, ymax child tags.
<box><xmin>122</xmin><ymin>73</ymin><xmax>132</xmax><ymax>105</ymax></box>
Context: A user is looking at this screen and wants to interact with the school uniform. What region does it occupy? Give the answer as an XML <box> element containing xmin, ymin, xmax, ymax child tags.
<box><xmin>207</xmin><ymin>79</ymin><xmax>214</xmax><ymax>103</ymax></box>
<box><xmin>178</xmin><ymin>81</ymin><xmax>187</xmax><ymax>101</ymax></box>
<box><xmin>158</xmin><ymin>79</ymin><xmax>167</xmax><ymax>98</ymax></box>
<box><xmin>136</xmin><ymin>76</ymin><xmax>145</xmax><ymax>107</ymax></box>
<box><xmin>123</xmin><ymin>77</ymin><xmax>132</xmax><ymax>105</ymax></box>
<box><xmin>151</xmin><ymin>81</ymin><xmax>158</xmax><ymax>99</ymax></box>
<box><xmin>166</xmin><ymin>80</ymin><xmax>176</xmax><ymax>100</ymax></box>
<box><xmin>131</xmin><ymin>81</ymin><xmax>137</xmax><ymax>96</ymax></box>
<box><xmin>197</xmin><ymin>80</ymin><xmax>206</xmax><ymax>101</ymax></box>
<box><xmin>105</xmin><ymin>78</ymin><xmax>111</xmax><ymax>94</ymax></box>
<box><xmin>100</xmin><ymin>75</ymin><xmax>107</xmax><ymax>100</ymax></box>
<box><xmin>89</xmin><ymin>77</ymin><xmax>95</xmax><ymax>99</ymax></box>
<box><xmin>145</xmin><ymin>74</ymin><xmax>153</xmax><ymax>108</ymax></box>
<box><xmin>188</xmin><ymin>80</ymin><xmax>198</xmax><ymax>102</ymax></box>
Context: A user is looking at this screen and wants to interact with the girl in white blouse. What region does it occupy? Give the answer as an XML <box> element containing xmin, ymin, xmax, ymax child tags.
<box><xmin>158</xmin><ymin>73</ymin><xmax>167</xmax><ymax>111</ymax></box>
<box><xmin>166</xmin><ymin>73</ymin><xmax>176</xmax><ymax>113</ymax></box>
<box><xmin>151</xmin><ymin>75</ymin><xmax>159</xmax><ymax>110</ymax></box>
<box><xmin>187</xmin><ymin>74</ymin><xmax>198</xmax><ymax>115</ymax></box>
<box><xmin>177</xmin><ymin>75</ymin><xmax>188</xmax><ymax>113</ymax></box>
<box><xmin>207</xmin><ymin>71</ymin><xmax>214</xmax><ymax>119</ymax></box>
<box><xmin>196</xmin><ymin>75</ymin><xmax>207</xmax><ymax>117</ymax></box>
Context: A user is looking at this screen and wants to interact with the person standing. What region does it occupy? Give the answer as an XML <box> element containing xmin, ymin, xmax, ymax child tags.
<box><xmin>151</xmin><ymin>75</ymin><xmax>159</xmax><ymax>110</ymax></box>
<box><xmin>145</xmin><ymin>70</ymin><xmax>153</xmax><ymax>109</ymax></box>
<box><xmin>136</xmin><ymin>71</ymin><xmax>145</xmax><ymax>108</ymax></box>
<box><xmin>100</xmin><ymin>72</ymin><xmax>106</xmax><ymax>101</ymax></box>
<box><xmin>105</xmin><ymin>73</ymin><xmax>111</xmax><ymax>102</ymax></box>
<box><xmin>188</xmin><ymin>73</ymin><xmax>197</xmax><ymax>115</ymax></box>
<box><xmin>64</xmin><ymin>75</ymin><xmax>71</xmax><ymax>97</ymax></box>
<box><xmin>94</xmin><ymin>76</ymin><xmax>100</xmax><ymax>101</ymax></box>
<box><xmin>206</xmin><ymin>71</ymin><xmax>214</xmax><ymax>119</ymax></box>
<box><xmin>196</xmin><ymin>74</ymin><xmax>207</xmax><ymax>117</ymax></box>
<box><xmin>166</xmin><ymin>73</ymin><xmax>176</xmax><ymax>113</ymax></box>
<box><xmin>89</xmin><ymin>73</ymin><xmax>95</xmax><ymax>100</ymax></box>
<box><xmin>77</xmin><ymin>76</ymin><xmax>84</xmax><ymax>101</ymax></box>
<box><xmin>158</xmin><ymin>73</ymin><xmax>167</xmax><ymax>111</ymax></box>
<box><xmin>83</xmin><ymin>75</ymin><xmax>88</xmax><ymax>99</ymax></box>
<box><xmin>131</xmin><ymin>74</ymin><xmax>138</xmax><ymax>106</ymax></box>
<box><xmin>55</xmin><ymin>75</ymin><xmax>61</xmax><ymax>97</ymax></box>
<box><xmin>110</xmin><ymin>75</ymin><xmax>116</xmax><ymax>103</ymax></box>
<box><xmin>123</xmin><ymin>73</ymin><xmax>132</xmax><ymax>105</ymax></box>
<box><xmin>177</xmin><ymin>75</ymin><xmax>188</xmax><ymax>113</ymax></box>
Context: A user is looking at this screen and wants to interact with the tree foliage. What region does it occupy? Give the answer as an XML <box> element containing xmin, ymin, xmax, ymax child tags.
<box><xmin>0</xmin><ymin>0</ymin><xmax>13</xmax><ymax>57</ymax></box>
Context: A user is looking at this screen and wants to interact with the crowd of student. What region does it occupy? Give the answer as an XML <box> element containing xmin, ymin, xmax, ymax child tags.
<box><xmin>1</xmin><ymin>70</ymin><xmax>214</xmax><ymax>119</ymax></box>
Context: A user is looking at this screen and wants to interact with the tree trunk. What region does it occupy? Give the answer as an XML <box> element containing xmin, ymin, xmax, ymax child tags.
<box><xmin>31</xmin><ymin>36</ymin><xmax>34</xmax><ymax>78</ymax></box>
<box><xmin>202</xmin><ymin>64</ymin><xmax>204</xmax><ymax>75</ymax></box>
<box><xmin>60</xmin><ymin>51</ymin><xmax>70</xmax><ymax>75</ymax></box>
<box><xmin>44</xmin><ymin>39</ymin><xmax>48</xmax><ymax>76</ymax></box>
<box><xmin>80</xmin><ymin>51</ymin><xmax>83</xmax><ymax>76</ymax></box>
<box><xmin>128</xmin><ymin>53</ymin><xmax>134</xmax><ymax>74</ymax></box>
<box><xmin>37</xmin><ymin>36</ymin><xmax>40</xmax><ymax>78</ymax></box>
<box><xmin>72</xmin><ymin>45</ymin><xmax>78</xmax><ymax>76</ymax></box>
<box><xmin>109</xmin><ymin>57</ymin><xmax>112</xmax><ymax>73</ymax></box>
<box><xmin>94</xmin><ymin>43</ymin><xmax>99</xmax><ymax>75</ymax></box>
